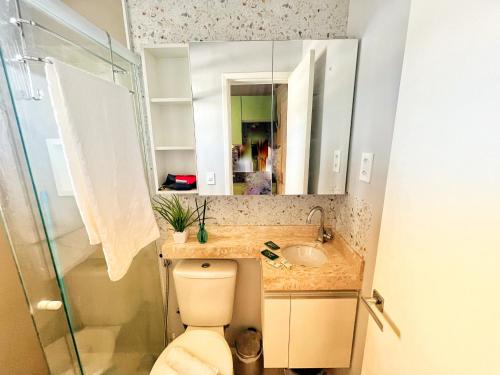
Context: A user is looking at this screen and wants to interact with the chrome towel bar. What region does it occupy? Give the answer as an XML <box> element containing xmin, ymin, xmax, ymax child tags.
<box><xmin>8</xmin><ymin>17</ymin><xmax>132</xmax><ymax>100</ymax></box>
<box><xmin>360</xmin><ymin>289</ymin><xmax>401</xmax><ymax>337</ymax></box>
<box><xmin>360</xmin><ymin>289</ymin><xmax>385</xmax><ymax>331</ymax></box>
<box><xmin>9</xmin><ymin>17</ymin><xmax>128</xmax><ymax>73</ymax></box>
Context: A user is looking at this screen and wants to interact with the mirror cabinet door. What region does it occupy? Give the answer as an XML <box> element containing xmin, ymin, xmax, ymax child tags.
<box><xmin>189</xmin><ymin>41</ymin><xmax>273</xmax><ymax>195</ymax></box>
<box><xmin>272</xmin><ymin>40</ymin><xmax>358</xmax><ymax>195</ymax></box>
<box><xmin>188</xmin><ymin>40</ymin><xmax>358</xmax><ymax>196</ymax></box>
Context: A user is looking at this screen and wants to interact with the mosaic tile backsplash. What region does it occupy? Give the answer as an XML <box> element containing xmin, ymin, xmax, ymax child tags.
<box><xmin>156</xmin><ymin>195</ymin><xmax>338</xmax><ymax>233</ymax></box>
<box><xmin>336</xmin><ymin>195</ymin><xmax>372</xmax><ymax>257</ymax></box>
<box><xmin>128</xmin><ymin>0</ymin><xmax>372</xmax><ymax>257</ymax></box>
<box><xmin>153</xmin><ymin>194</ymin><xmax>371</xmax><ymax>258</ymax></box>
<box><xmin>127</xmin><ymin>0</ymin><xmax>349</xmax><ymax>47</ymax></box>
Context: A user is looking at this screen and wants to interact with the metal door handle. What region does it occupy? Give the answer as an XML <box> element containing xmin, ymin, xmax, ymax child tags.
<box><xmin>37</xmin><ymin>300</ymin><xmax>63</xmax><ymax>311</ymax></box>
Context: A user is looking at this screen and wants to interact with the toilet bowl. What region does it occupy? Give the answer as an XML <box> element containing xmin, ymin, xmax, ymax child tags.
<box><xmin>150</xmin><ymin>327</ymin><xmax>233</xmax><ymax>375</ymax></box>
<box><xmin>151</xmin><ymin>259</ymin><xmax>238</xmax><ymax>375</ymax></box>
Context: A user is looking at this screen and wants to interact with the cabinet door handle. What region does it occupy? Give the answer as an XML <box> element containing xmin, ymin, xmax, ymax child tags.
<box><xmin>360</xmin><ymin>290</ymin><xmax>384</xmax><ymax>331</ymax></box>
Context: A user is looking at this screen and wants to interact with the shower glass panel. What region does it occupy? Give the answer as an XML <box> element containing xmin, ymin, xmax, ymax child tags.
<box><xmin>0</xmin><ymin>1</ymin><xmax>164</xmax><ymax>374</ymax></box>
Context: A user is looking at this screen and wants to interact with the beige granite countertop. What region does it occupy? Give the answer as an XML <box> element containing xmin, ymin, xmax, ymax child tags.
<box><xmin>162</xmin><ymin>225</ymin><xmax>364</xmax><ymax>292</ymax></box>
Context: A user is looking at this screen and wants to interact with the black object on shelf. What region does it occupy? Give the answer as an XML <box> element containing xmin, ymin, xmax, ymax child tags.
<box><xmin>160</xmin><ymin>174</ymin><xmax>196</xmax><ymax>191</ymax></box>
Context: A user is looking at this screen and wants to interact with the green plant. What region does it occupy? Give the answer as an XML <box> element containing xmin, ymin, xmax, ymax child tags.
<box><xmin>152</xmin><ymin>195</ymin><xmax>200</xmax><ymax>233</ymax></box>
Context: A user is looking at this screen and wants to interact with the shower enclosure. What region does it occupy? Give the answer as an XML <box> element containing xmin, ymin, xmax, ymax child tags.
<box><xmin>0</xmin><ymin>1</ymin><xmax>164</xmax><ymax>374</ymax></box>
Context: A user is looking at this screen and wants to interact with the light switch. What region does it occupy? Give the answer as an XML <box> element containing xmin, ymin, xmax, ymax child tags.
<box><xmin>333</xmin><ymin>150</ymin><xmax>341</xmax><ymax>173</ymax></box>
<box><xmin>359</xmin><ymin>153</ymin><xmax>374</xmax><ymax>183</ymax></box>
<box><xmin>207</xmin><ymin>171</ymin><xmax>216</xmax><ymax>185</ymax></box>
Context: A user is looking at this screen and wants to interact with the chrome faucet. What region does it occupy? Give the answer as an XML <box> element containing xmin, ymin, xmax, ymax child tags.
<box><xmin>306</xmin><ymin>206</ymin><xmax>333</xmax><ymax>243</ymax></box>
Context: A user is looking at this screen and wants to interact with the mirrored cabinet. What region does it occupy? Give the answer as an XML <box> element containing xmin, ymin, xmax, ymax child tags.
<box><xmin>142</xmin><ymin>40</ymin><xmax>358</xmax><ymax>196</ymax></box>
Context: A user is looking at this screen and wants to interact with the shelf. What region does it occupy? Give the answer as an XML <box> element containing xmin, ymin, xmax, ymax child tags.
<box><xmin>150</xmin><ymin>97</ymin><xmax>192</xmax><ymax>103</ymax></box>
<box><xmin>157</xmin><ymin>189</ymin><xmax>198</xmax><ymax>195</ymax></box>
<box><xmin>155</xmin><ymin>146</ymin><xmax>195</xmax><ymax>151</ymax></box>
<box><xmin>142</xmin><ymin>44</ymin><xmax>197</xmax><ymax>195</ymax></box>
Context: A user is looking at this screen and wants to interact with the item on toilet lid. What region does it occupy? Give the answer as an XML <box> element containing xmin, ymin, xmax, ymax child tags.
<box><xmin>149</xmin><ymin>362</ymin><xmax>180</xmax><ymax>375</ymax></box>
<box><xmin>166</xmin><ymin>346</ymin><xmax>219</xmax><ymax>375</ymax></box>
<box><xmin>161</xmin><ymin>174</ymin><xmax>197</xmax><ymax>191</ymax></box>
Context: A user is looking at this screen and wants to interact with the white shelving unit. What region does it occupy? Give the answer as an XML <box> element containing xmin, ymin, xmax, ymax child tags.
<box><xmin>141</xmin><ymin>44</ymin><xmax>198</xmax><ymax>195</ymax></box>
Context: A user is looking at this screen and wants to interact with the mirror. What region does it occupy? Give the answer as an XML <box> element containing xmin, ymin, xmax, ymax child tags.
<box><xmin>189</xmin><ymin>40</ymin><xmax>358</xmax><ymax>195</ymax></box>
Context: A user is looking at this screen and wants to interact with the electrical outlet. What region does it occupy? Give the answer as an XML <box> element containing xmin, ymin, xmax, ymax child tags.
<box><xmin>333</xmin><ymin>150</ymin><xmax>341</xmax><ymax>173</ymax></box>
<box><xmin>207</xmin><ymin>171</ymin><xmax>216</xmax><ymax>185</ymax></box>
<box><xmin>359</xmin><ymin>153</ymin><xmax>374</xmax><ymax>183</ymax></box>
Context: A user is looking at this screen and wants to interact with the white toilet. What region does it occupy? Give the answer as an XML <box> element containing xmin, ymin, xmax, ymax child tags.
<box><xmin>151</xmin><ymin>259</ymin><xmax>238</xmax><ymax>375</ymax></box>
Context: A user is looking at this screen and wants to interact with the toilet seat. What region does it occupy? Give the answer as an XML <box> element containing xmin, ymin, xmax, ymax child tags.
<box><xmin>150</xmin><ymin>328</ymin><xmax>233</xmax><ymax>375</ymax></box>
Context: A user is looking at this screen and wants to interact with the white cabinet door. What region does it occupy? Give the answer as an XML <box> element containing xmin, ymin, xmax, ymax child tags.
<box><xmin>262</xmin><ymin>296</ymin><xmax>290</xmax><ymax>368</ymax></box>
<box><xmin>289</xmin><ymin>296</ymin><xmax>357</xmax><ymax>368</ymax></box>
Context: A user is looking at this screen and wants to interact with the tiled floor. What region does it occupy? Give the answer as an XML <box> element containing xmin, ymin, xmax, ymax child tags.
<box><xmin>263</xmin><ymin>370</ymin><xmax>329</xmax><ymax>375</ymax></box>
<box><xmin>238</xmin><ymin>367</ymin><xmax>328</xmax><ymax>374</ymax></box>
<box><xmin>232</xmin><ymin>350</ymin><xmax>330</xmax><ymax>374</ymax></box>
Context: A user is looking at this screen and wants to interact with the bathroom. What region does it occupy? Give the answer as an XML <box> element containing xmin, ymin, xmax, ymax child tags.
<box><xmin>1</xmin><ymin>0</ymin><xmax>499</xmax><ymax>374</ymax></box>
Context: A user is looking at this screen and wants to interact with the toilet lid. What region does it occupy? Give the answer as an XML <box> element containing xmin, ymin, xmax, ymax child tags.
<box><xmin>151</xmin><ymin>329</ymin><xmax>233</xmax><ymax>375</ymax></box>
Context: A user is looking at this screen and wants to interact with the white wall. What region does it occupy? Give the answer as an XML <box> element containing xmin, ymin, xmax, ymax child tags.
<box><xmin>338</xmin><ymin>0</ymin><xmax>411</xmax><ymax>374</ymax></box>
<box><xmin>362</xmin><ymin>0</ymin><xmax>500</xmax><ymax>373</ymax></box>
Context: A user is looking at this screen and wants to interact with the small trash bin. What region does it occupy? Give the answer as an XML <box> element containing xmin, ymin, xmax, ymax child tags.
<box><xmin>234</xmin><ymin>328</ymin><xmax>263</xmax><ymax>375</ymax></box>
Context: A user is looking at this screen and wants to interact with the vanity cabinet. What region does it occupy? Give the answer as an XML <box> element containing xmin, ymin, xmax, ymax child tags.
<box><xmin>262</xmin><ymin>296</ymin><xmax>291</xmax><ymax>367</ymax></box>
<box><xmin>263</xmin><ymin>292</ymin><xmax>358</xmax><ymax>369</ymax></box>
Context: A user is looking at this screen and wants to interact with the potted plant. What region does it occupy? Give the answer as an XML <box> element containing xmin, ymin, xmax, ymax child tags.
<box><xmin>152</xmin><ymin>195</ymin><xmax>200</xmax><ymax>243</ymax></box>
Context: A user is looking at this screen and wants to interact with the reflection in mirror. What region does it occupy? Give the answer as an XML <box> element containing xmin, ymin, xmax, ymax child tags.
<box><xmin>189</xmin><ymin>40</ymin><xmax>358</xmax><ymax>196</ymax></box>
<box><xmin>189</xmin><ymin>41</ymin><xmax>273</xmax><ymax>195</ymax></box>
<box><xmin>273</xmin><ymin>40</ymin><xmax>358</xmax><ymax>195</ymax></box>
<box><xmin>231</xmin><ymin>85</ymin><xmax>274</xmax><ymax>195</ymax></box>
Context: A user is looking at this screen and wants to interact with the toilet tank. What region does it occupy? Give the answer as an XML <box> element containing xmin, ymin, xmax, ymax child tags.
<box><xmin>173</xmin><ymin>259</ymin><xmax>237</xmax><ymax>326</ymax></box>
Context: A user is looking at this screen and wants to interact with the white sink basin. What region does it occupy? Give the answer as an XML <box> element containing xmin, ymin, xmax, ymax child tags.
<box><xmin>282</xmin><ymin>245</ymin><xmax>328</xmax><ymax>267</ymax></box>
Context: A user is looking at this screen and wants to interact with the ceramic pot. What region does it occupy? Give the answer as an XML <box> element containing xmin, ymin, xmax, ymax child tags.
<box><xmin>173</xmin><ymin>230</ymin><xmax>189</xmax><ymax>244</ymax></box>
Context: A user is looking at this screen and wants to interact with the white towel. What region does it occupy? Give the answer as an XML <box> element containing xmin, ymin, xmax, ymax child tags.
<box><xmin>166</xmin><ymin>347</ymin><xmax>219</xmax><ymax>375</ymax></box>
<box><xmin>45</xmin><ymin>58</ymin><xmax>159</xmax><ymax>281</ymax></box>
<box><xmin>149</xmin><ymin>362</ymin><xmax>181</xmax><ymax>375</ymax></box>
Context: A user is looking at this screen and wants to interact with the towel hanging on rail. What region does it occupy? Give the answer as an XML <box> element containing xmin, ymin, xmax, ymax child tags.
<box><xmin>45</xmin><ymin>58</ymin><xmax>159</xmax><ymax>281</ymax></box>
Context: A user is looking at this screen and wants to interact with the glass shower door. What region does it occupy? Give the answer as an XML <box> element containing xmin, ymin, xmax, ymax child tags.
<box><xmin>0</xmin><ymin>1</ymin><xmax>164</xmax><ymax>374</ymax></box>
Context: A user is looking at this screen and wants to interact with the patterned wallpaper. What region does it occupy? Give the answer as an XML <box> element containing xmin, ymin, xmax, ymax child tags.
<box><xmin>127</xmin><ymin>0</ymin><xmax>372</xmax><ymax>257</ymax></box>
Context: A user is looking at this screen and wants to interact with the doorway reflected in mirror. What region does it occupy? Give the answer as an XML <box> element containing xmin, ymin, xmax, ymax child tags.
<box><xmin>230</xmin><ymin>85</ymin><xmax>275</xmax><ymax>195</ymax></box>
